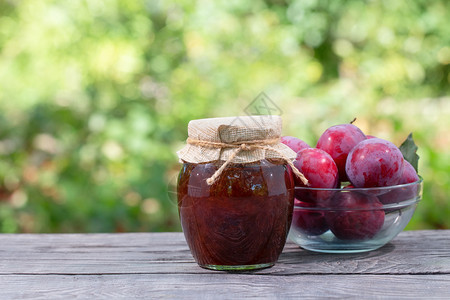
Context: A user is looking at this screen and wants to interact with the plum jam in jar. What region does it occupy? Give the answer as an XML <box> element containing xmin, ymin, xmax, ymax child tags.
<box><xmin>176</xmin><ymin>116</ymin><xmax>305</xmax><ymax>271</ymax></box>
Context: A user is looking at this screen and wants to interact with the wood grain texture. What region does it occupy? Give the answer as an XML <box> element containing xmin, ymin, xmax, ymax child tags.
<box><xmin>0</xmin><ymin>230</ymin><xmax>449</xmax><ymax>275</ymax></box>
<box><xmin>0</xmin><ymin>231</ymin><xmax>449</xmax><ymax>299</ymax></box>
<box><xmin>0</xmin><ymin>274</ymin><xmax>449</xmax><ymax>299</ymax></box>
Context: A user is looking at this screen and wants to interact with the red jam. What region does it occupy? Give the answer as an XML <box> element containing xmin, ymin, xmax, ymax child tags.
<box><xmin>177</xmin><ymin>159</ymin><xmax>294</xmax><ymax>270</ymax></box>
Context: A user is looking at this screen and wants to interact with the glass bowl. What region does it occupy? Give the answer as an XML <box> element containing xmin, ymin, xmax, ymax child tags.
<box><xmin>288</xmin><ymin>178</ymin><xmax>423</xmax><ymax>253</ymax></box>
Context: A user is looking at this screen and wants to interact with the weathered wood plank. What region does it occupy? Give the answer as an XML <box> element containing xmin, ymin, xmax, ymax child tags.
<box><xmin>0</xmin><ymin>230</ymin><xmax>449</xmax><ymax>275</ymax></box>
<box><xmin>0</xmin><ymin>274</ymin><xmax>449</xmax><ymax>299</ymax></box>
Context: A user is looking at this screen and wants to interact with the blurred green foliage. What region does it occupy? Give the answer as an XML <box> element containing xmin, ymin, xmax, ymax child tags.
<box><xmin>0</xmin><ymin>0</ymin><xmax>449</xmax><ymax>233</ymax></box>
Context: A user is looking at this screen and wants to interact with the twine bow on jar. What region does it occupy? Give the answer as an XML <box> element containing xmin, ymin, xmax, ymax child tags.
<box><xmin>186</xmin><ymin>137</ymin><xmax>309</xmax><ymax>186</ymax></box>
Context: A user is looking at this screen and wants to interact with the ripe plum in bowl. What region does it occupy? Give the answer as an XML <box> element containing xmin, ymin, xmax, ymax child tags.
<box><xmin>288</xmin><ymin>178</ymin><xmax>423</xmax><ymax>253</ymax></box>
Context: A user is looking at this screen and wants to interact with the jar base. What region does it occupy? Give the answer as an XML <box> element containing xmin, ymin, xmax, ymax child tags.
<box><xmin>200</xmin><ymin>263</ymin><xmax>274</xmax><ymax>271</ymax></box>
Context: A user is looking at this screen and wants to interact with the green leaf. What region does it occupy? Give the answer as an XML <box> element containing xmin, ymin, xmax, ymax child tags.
<box><xmin>399</xmin><ymin>133</ymin><xmax>419</xmax><ymax>173</ymax></box>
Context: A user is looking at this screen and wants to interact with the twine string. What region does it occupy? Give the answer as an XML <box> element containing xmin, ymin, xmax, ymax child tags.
<box><xmin>186</xmin><ymin>137</ymin><xmax>309</xmax><ymax>186</ymax></box>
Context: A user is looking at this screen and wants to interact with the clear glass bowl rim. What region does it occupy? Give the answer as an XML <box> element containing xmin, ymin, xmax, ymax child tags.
<box><xmin>294</xmin><ymin>176</ymin><xmax>423</xmax><ymax>211</ymax></box>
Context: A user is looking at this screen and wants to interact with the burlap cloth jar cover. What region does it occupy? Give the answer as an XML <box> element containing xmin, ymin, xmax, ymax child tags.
<box><xmin>177</xmin><ymin>115</ymin><xmax>308</xmax><ymax>185</ymax></box>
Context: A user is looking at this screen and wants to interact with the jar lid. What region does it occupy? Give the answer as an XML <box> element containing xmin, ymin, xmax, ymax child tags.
<box><xmin>177</xmin><ymin>115</ymin><xmax>297</xmax><ymax>164</ymax></box>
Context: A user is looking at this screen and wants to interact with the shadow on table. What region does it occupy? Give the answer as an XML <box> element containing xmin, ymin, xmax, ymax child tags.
<box><xmin>255</xmin><ymin>242</ymin><xmax>399</xmax><ymax>274</ymax></box>
<box><xmin>281</xmin><ymin>242</ymin><xmax>396</xmax><ymax>262</ymax></box>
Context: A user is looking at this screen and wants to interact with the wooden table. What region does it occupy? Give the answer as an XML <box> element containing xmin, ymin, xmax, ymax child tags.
<box><xmin>0</xmin><ymin>230</ymin><xmax>449</xmax><ymax>299</ymax></box>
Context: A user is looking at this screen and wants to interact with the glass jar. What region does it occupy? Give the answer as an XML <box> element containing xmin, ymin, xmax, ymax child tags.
<box><xmin>177</xmin><ymin>158</ymin><xmax>294</xmax><ymax>271</ymax></box>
